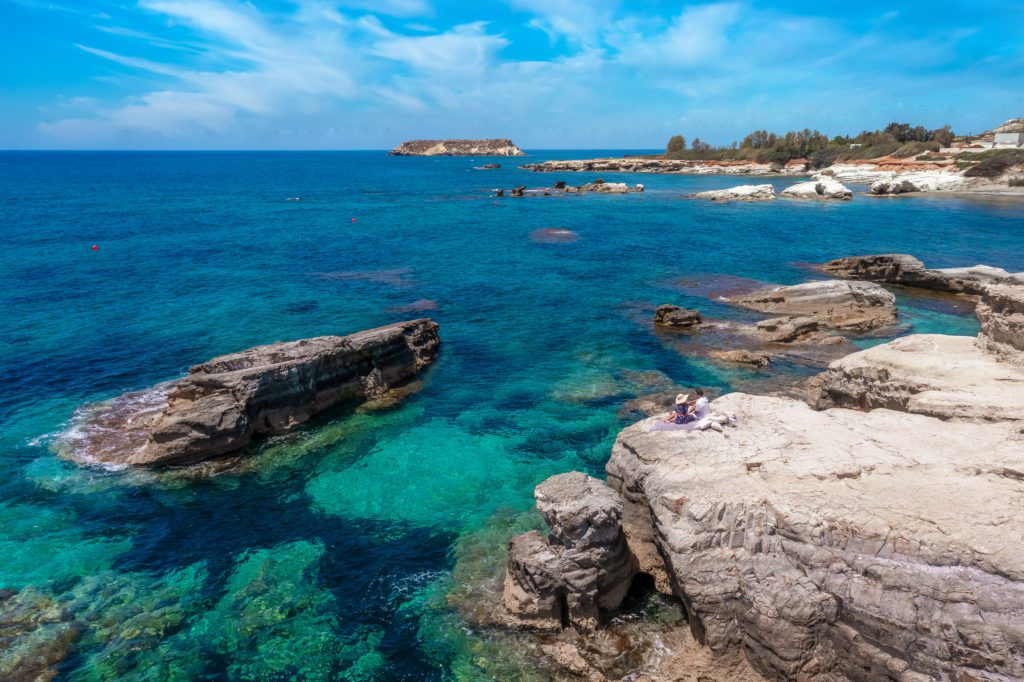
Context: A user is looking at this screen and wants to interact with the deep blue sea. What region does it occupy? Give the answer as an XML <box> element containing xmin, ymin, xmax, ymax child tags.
<box><xmin>1</xmin><ymin>151</ymin><xmax>1023</xmax><ymax>680</ymax></box>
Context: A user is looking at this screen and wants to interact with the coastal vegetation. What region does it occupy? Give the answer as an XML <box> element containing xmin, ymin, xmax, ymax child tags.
<box><xmin>960</xmin><ymin>149</ymin><xmax>1024</xmax><ymax>178</ymax></box>
<box><xmin>664</xmin><ymin>122</ymin><xmax>955</xmax><ymax>169</ymax></box>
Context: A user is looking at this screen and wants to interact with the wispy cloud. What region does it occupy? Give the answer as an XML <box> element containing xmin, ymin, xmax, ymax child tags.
<box><xmin>18</xmin><ymin>0</ymin><xmax>1024</xmax><ymax>148</ymax></box>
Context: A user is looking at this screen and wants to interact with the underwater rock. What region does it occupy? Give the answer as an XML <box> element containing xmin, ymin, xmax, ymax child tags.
<box><xmin>69</xmin><ymin>319</ymin><xmax>440</xmax><ymax>467</ymax></box>
<box><xmin>607</xmin><ymin>393</ymin><xmax>1024</xmax><ymax>680</ymax></box>
<box><xmin>501</xmin><ymin>472</ymin><xmax>637</xmax><ymax>632</ymax></box>
<box><xmin>653</xmin><ymin>305</ymin><xmax>702</xmax><ymax>329</ymax></box>
<box><xmin>530</xmin><ymin>228</ymin><xmax>579</xmax><ymax>243</ymax></box>
<box><xmin>729</xmin><ymin>280</ymin><xmax>897</xmax><ymax>332</ymax></box>
<box><xmin>710</xmin><ymin>349</ymin><xmax>770</xmax><ymax>367</ymax></box>
<box><xmin>752</xmin><ymin>315</ymin><xmax>841</xmax><ymax>344</ymax></box>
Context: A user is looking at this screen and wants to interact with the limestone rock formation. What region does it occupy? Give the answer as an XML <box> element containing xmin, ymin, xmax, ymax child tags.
<box><xmin>753</xmin><ymin>316</ymin><xmax>834</xmax><ymax>344</ymax></box>
<box><xmin>780</xmin><ymin>178</ymin><xmax>853</xmax><ymax>200</ymax></box>
<box><xmin>67</xmin><ymin>319</ymin><xmax>441</xmax><ymax>468</ymax></box>
<box><xmin>389</xmin><ymin>139</ymin><xmax>524</xmax><ymax>156</ymax></box>
<box><xmin>819</xmin><ymin>253</ymin><xmax>1024</xmax><ymax>295</ymax></box>
<box><xmin>606</xmin><ymin>393</ymin><xmax>1024</xmax><ymax>680</ymax></box>
<box><xmin>820</xmin><ymin>334</ymin><xmax>1024</xmax><ymax>422</ymax></box>
<box><xmin>521</xmin><ymin>158</ymin><xmax>807</xmax><ymax>176</ymax></box>
<box><xmin>729</xmin><ymin>280</ymin><xmax>897</xmax><ymax>332</ymax></box>
<box><xmin>691</xmin><ymin>184</ymin><xmax>776</xmax><ymax>201</ymax></box>
<box><xmin>814</xmin><ymin>165</ymin><xmax>969</xmax><ymax>192</ymax></box>
<box><xmin>975</xmin><ymin>283</ymin><xmax>1024</xmax><ymax>364</ymax></box>
<box><xmin>501</xmin><ymin>472</ymin><xmax>637</xmax><ymax>632</ymax></box>
<box><xmin>869</xmin><ymin>178</ymin><xmax>920</xmax><ymax>195</ymax></box>
<box><xmin>654</xmin><ymin>305</ymin><xmax>702</xmax><ymax>329</ymax></box>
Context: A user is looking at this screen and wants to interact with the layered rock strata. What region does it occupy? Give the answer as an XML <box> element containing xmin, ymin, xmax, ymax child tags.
<box><xmin>501</xmin><ymin>472</ymin><xmax>638</xmax><ymax>632</ymax></box>
<box><xmin>729</xmin><ymin>280</ymin><xmax>897</xmax><ymax>332</ymax></box>
<box><xmin>819</xmin><ymin>253</ymin><xmax>1024</xmax><ymax>296</ymax></box>
<box><xmin>68</xmin><ymin>319</ymin><xmax>441</xmax><ymax>467</ymax></box>
<box><xmin>389</xmin><ymin>139</ymin><xmax>524</xmax><ymax>156</ymax></box>
<box><xmin>976</xmin><ymin>283</ymin><xmax>1024</xmax><ymax>364</ymax></box>
<box><xmin>606</xmin><ymin>392</ymin><xmax>1024</xmax><ymax>680</ymax></box>
<box><xmin>691</xmin><ymin>184</ymin><xmax>776</xmax><ymax>201</ymax></box>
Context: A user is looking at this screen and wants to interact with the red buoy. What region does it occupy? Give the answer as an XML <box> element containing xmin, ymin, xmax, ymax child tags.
<box><xmin>92</xmin><ymin>245</ymin><xmax>99</xmax><ymax>251</ymax></box>
<box><xmin>351</xmin><ymin>218</ymin><xmax>356</xmax><ymax>223</ymax></box>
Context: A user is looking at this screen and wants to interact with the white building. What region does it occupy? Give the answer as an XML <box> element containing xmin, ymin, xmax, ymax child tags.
<box><xmin>994</xmin><ymin>132</ymin><xmax>1024</xmax><ymax>148</ymax></box>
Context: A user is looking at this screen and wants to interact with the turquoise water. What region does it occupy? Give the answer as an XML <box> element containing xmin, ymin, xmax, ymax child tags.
<box><xmin>1</xmin><ymin>151</ymin><xmax>1022</xmax><ymax>680</ymax></box>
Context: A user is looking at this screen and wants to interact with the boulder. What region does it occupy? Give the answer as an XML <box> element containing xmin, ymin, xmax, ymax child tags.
<box><xmin>578</xmin><ymin>181</ymin><xmax>643</xmax><ymax>193</ymax></box>
<box><xmin>975</xmin><ymin>284</ymin><xmax>1024</xmax><ymax>364</ymax></box>
<box><xmin>729</xmin><ymin>280</ymin><xmax>897</xmax><ymax>332</ymax></box>
<box><xmin>780</xmin><ymin>178</ymin><xmax>853</xmax><ymax>200</ymax></box>
<box><xmin>67</xmin><ymin>319</ymin><xmax>441</xmax><ymax>467</ymax></box>
<box><xmin>501</xmin><ymin>472</ymin><xmax>637</xmax><ymax>632</ymax></box>
<box><xmin>691</xmin><ymin>184</ymin><xmax>776</xmax><ymax>202</ymax></box>
<box><xmin>654</xmin><ymin>305</ymin><xmax>703</xmax><ymax>329</ymax></box>
<box><xmin>606</xmin><ymin>393</ymin><xmax>1024</xmax><ymax>680</ymax></box>
<box><xmin>870</xmin><ymin>178</ymin><xmax>920</xmax><ymax>195</ymax></box>
<box><xmin>820</xmin><ymin>334</ymin><xmax>1024</xmax><ymax>421</ymax></box>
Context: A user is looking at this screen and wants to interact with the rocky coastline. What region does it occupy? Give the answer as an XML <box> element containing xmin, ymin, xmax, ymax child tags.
<box><xmin>490</xmin><ymin>254</ymin><xmax>1024</xmax><ymax>680</ymax></box>
<box><xmin>390</xmin><ymin>138</ymin><xmax>524</xmax><ymax>156</ymax></box>
<box><xmin>61</xmin><ymin>319</ymin><xmax>441</xmax><ymax>468</ymax></box>
<box><xmin>522</xmin><ymin>156</ymin><xmax>1024</xmax><ymax>197</ymax></box>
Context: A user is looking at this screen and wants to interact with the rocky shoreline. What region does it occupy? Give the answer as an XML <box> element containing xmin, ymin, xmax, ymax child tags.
<box><xmin>522</xmin><ymin>156</ymin><xmax>1024</xmax><ymax>197</ymax></box>
<box><xmin>489</xmin><ymin>254</ymin><xmax>1024</xmax><ymax>680</ymax></box>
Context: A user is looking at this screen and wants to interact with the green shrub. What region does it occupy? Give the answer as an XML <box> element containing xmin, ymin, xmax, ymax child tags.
<box><xmin>963</xmin><ymin>150</ymin><xmax>1024</xmax><ymax>178</ymax></box>
<box><xmin>893</xmin><ymin>141</ymin><xmax>940</xmax><ymax>158</ymax></box>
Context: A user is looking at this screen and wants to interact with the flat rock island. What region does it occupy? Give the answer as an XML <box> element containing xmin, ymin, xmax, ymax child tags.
<box><xmin>389</xmin><ymin>139</ymin><xmax>525</xmax><ymax>156</ymax></box>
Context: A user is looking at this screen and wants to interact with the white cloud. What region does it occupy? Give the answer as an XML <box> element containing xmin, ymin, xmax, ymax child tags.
<box><xmin>336</xmin><ymin>0</ymin><xmax>432</xmax><ymax>18</ymax></box>
<box><xmin>507</xmin><ymin>0</ymin><xmax>617</xmax><ymax>44</ymax></box>
<box><xmin>372</xmin><ymin>22</ymin><xmax>508</xmax><ymax>75</ymax></box>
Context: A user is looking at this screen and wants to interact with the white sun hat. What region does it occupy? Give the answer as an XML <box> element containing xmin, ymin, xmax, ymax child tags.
<box><xmin>676</xmin><ymin>393</ymin><xmax>689</xmax><ymax>405</ymax></box>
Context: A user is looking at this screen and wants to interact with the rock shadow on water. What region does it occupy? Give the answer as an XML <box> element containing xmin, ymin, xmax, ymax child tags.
<box><xmin>386</xmin><ymin>299</ymin><xmax>439</xmax><ymax>314</ymax></box>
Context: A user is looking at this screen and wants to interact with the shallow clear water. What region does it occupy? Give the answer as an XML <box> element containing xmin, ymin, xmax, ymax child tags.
<box><xmin>1</xmin><ymin>151</ymin><xmax>1022</xmax><ymax>680</ymax></box>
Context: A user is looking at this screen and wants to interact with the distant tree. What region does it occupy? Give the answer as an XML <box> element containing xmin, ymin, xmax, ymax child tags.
<box><xmin>666</xmin><ymin>135</ymin><xmax>686</xmax><ymax>154</ymax></box>
<box><xmin>932</xmin><ymin>125</ymin><xmax>955</xmax><ymax>147</ymax></box>
<box><xmin>690</xmin><ymin>138</ymin><xmax>711</xmax><ymax>152</ymax></box>
<box><xmin>832</xmin><ymin>135</ymin><xmax>851</xmax><ymax>146</ymax></box>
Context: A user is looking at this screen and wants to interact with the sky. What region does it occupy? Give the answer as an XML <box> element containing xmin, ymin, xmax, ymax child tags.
<box><xmin>1</xmin><ymin>0</ymin><xmax>1023</xmax><ymax>149</ymax></box>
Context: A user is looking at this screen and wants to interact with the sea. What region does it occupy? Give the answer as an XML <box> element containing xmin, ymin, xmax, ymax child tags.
<box><xmin>1</xmin><ymin>150</ymin><xmax>1022</xmax><ymax>680</ymax></box>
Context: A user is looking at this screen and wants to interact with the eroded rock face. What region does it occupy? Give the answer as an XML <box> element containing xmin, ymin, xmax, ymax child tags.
<box><xmin>501</xmin><ymin>472</ymin><xmax>637</xmax><ymax>632</ymax></box>
<box><xmin>606</xmin><ymin>393</ymin><xmax>1024</xmax><ymax>680</ymax></box>
<box><xmin>389</xmin><ymin>139</ymin><xmax>524</xmax><ymax>156</ymax></box>
<box><xmin>654</xmin><ymin>305</ymin><xmax>702</xmax><ymax>329</ymax></box>
<box><xmin>68</xmin><ymin>319</ymin><xmax>441</xmax><ymax>468</ymax></box>
<box><xmin>780</xmin><ymin>178</ymin><xmax>853</xmax><ymax>200</ymax></box>
<box><xmin>710</xmin><ymin>349</ymin><xmax>770</xmax><ymax>367</ymax></box>
<box><xmin>869</xmin><ymin>178</ymin><xmax>920</xmax><ymax>195</ymax></box>
<box><xmin>819</xmin><ymin>254</ymin><xmax>1024</xmax><ymax>295</ymax></box>
<box><xmin>691</xmin><ymin>184</ymin><xmax>776</xmax><ymax>201</ymax></box>
<box><xmin>729</xmin><ymin>280</ymin><xmax>897</xmax><ymax>332</ymax></box>
<box><xmin>976</xmin><ymin>283</ymin><xmax>1024</xmax><ymax>364</ymax></box>
<box><xmin>820</xmin><ymin>334</ymin><xmax>1024</xmax><ymax>421</ymax></box>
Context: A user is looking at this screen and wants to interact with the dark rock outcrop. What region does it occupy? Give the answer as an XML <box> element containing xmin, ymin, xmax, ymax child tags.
<box><xmin>68</xmin><ymin>319</ymin><xmax>440</xmax><ymax>468</ymax></box>
<box><xmin>654</xmin><ymin>305</ymin><xmax>702</xmax><ymax>329</ymax></box>
<box><xmin>501</xmin><ymin>472</ymin><xmax>637</xmax><ymax>632</ymax></box>
<box><xmin>389</xmin><ymin>139</ymin><xmax>524</xmax><ymax>156</ymax></box>
<box><xmin>819</xmin><ymin>253</ymin><xmax>1024</xmax><ymax>296</ymax></box>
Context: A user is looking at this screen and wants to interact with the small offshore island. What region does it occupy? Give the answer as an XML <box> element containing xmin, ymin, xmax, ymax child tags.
<box><xmin>524</xmin><ymin>119</ymin><xmax>1024</xmax><ymax>197</ymax></box>
<box><xmin>389</xmin><ymin>138</ymin><xmax>525</xmax><ymax>156</ymax></box>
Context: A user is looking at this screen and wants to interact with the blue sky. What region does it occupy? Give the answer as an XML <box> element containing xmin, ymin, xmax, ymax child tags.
<box><xmin>2</xmin><ymin>0</ymin><xmax>1023</xmax><ymax>149</ymax></box>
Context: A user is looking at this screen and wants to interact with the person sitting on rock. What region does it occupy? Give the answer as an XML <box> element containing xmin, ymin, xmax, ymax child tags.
<box><xmin>689</xmin><ymin>389</ymin><xmax>710</xmax><ymax>420</ymax></box>
<box><xmin>666</xmin><ymin>393</ymin><xmax>693</xmax><ymax>424</ymax></box>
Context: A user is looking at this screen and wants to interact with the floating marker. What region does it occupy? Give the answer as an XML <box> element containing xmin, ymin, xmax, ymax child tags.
<box><xmin>92</xmin><ymin>245</ymin><xmax>99</xmax><ymax>251</ymax></box>
<box><xmin>351</xmin><ymin>218</ymin><xmax>357</xmax><ymax>222</ymax></box>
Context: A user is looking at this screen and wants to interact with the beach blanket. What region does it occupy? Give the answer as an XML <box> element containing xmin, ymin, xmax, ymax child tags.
<box><xmin>649</xmin><ymin>412</ymin><xmax>737</xmax><ymax>433</ymax></box>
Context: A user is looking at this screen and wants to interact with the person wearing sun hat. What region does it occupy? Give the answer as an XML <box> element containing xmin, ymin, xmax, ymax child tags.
<box><xmin>665</xmin><ymin>393</ymin><xmax>691</xmax><ymax>424</ymax></box>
